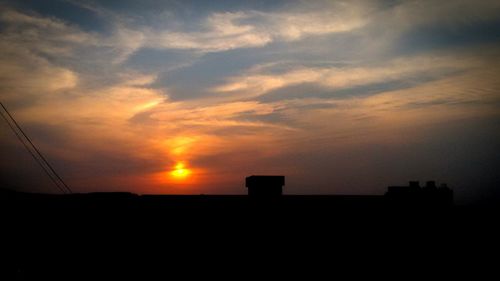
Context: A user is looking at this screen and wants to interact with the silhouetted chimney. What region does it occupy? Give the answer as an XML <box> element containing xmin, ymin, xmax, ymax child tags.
<box><xmin>425</xmin><ymin>181</ymin><xmax>437</xmax><ymax>189</ymax></box>
<box><xmin>409</xmin><ymin>181</ymin><xmax>420</xmax><ymax>189</ymax></box>
<box><xmin>439</xmin><ymin>183</ymin><xmax>448</xmax><ymax>189</ymax></box>
<box><xmin>246</xmin><ymin>175</ymin><xmax>284</xmax><ymax>197</ymax></box>
<box><xmin>386</xmin><ymin>180</ymin><xmax>453</xmax><ymax>206</ymax></box>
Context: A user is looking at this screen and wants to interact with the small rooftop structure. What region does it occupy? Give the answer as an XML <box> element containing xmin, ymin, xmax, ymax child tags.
<box><xmin>386</xmin><ymin>180</ymin><xmax>453</xmax><ymax>206</ymax></box>
<box><xmin>246</xmin><ymin>175</ymin><xmax>285</xmax><ymax>197</ymax></box>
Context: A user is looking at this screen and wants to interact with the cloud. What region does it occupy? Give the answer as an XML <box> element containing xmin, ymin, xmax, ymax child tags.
<box><xmin>0</xmin><ymin>6</ymin><xmax>297</xmax><ymax>192</ymax></box>
<box><xmin>5</xmin><ymin>0</ymin><xmax>500</xmax><ymax>65</ymax></box>
<box><xmin>133</xmin><ymin>99</ymin><xmax>295</xmax><ymax>137</ymax></box>
<box><xmin>0</xmin><ymin>40</ymin><xmax>78</xmax><ymax>105</ymax></box>
<box><xmin>212</xmin><ymin>54</ymin><xmax>482</xmax><ymax>99</ymax></box>
<box><xmin>94</xmin><ymin>1</ymin><xmax>373</xmax><ymax>57</ymax></box>
<box><xmin>142</xmin><ymin>6</ymin><xmax>368</xmax><ymax>53</ymax></box>
<box><xmin>1</xmin><ymin>1</ymin><xmax>500</xmax><ymax>200</ymax></box>
<box><xmin>388</xmin><ymin>0</ymin><xmax>500</xmax><ymax>28</ymax></box>
<box><xmin>0</xmin><ymin>8</ymin><xmax>100</xmax><ymax>56</ymax></box>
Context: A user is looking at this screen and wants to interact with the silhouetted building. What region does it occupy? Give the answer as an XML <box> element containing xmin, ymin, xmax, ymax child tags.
<box><xmin>387</xmin><ymin>180</ymin><xmax>420</xmax><ymax>195</ymax></box>
<box><xmin>385</xmin><ymin>180</ymin><xmax>453</xmax><ymax>206</ymax></box>
<box><xmin>246</xmin><ymin>175</ymin><xmax>285</xmax><ymax>197</ymax></box>
<box><xmin>424</xmin><ymin>181</ymin><xmax>437</xmax><ymax>190</ymax></box>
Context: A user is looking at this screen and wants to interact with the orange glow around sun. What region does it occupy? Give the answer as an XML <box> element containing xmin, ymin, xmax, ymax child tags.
<box><xmin>170</xmin><ymin>162</ymin><xmax>191</xmax><ymax>180</ymax></box>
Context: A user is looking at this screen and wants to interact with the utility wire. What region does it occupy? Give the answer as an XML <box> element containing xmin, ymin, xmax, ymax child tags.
<box><xmin>0</xmin><ymin>108</ymin><xmax>65</xmax><ymax>193</ymax></box>
<box><xmin>0</xmin><ymin>101</ymin><xmax>72</xmax><ymax>194</ymax></box>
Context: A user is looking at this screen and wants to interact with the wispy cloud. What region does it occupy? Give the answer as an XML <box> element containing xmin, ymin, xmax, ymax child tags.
<box><xmin>1</xmin><ymin>1</ymin><xmax>500</xmax><ymax>200</ymax></box>
<box><xmin>213</xmin><ymin>55</ymin><xmax>482</xmax><ymax>99</ymax></box>
<box><xmin>132</xmin><ymin>4</ymin><xmax>371</xmax><ymax>54</ymax></box>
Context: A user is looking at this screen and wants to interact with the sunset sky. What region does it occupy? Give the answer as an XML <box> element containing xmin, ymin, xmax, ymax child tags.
<box><xmin>1</xmin><ymin>0</ymin><xmax>499</xmax><ymax>203</ymax></box>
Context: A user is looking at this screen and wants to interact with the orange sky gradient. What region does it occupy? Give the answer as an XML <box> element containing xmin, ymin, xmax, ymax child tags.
<box><xmin>1</xmin><ymin>1</ymin><xmax>500</xmax><ymax>203</ymax></box>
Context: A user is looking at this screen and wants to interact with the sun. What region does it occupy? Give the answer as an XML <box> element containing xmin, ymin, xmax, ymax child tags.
<box><xmin>170</xmin><ymin>162</ymin><xmax>191</xmax><ymax>180</ymax></box>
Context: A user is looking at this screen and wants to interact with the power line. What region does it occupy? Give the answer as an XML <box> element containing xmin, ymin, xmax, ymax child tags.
<box><xmin>0</xmin><ymin>101</ymin><xmax>72</xmax><ymax>194</ymax></box>
<box><xmin>0</xmin><ymin>108</ymin><xmax>65</xmax><ymax>193</ymax></box>
<box><xmin>0</xmin><ymin>108</ymin><xmax>65</xmax><ymax>194</ymax></box>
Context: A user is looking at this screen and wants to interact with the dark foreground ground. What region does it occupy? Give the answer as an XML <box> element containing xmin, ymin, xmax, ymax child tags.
<box><xmin>1</xmin><ymin>189</ymin><xmax>498</xmax><ymax>279</ymax></box>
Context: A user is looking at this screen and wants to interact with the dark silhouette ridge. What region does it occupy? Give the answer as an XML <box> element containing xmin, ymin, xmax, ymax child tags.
<box><xmin>386</xmin><ymin>180</ymin><xmax>453</xmax><ymax>207</ymax></box>
<box><xmin>0</xmin><ymin>177</ymin><xmax>455</xmax><ymax>210</ymax></box>
<box><xmin>246</xmin><ymin>175</ymin><xmax>284</xmax><ymax>197</ymax></box>
<box><xmin>0</xmin><ymin>178</ymin><xmax>454</xmax><ymax>212</ymax></box>
<box><xmin>3</xmin><ymin>178</ymin><xmax>498</xmax><ymax>279</ymax></box>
